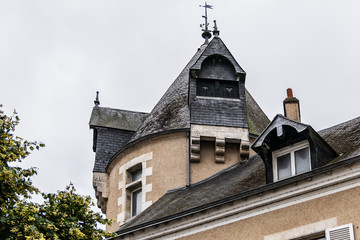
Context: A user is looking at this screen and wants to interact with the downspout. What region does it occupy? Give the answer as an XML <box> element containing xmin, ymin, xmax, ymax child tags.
<box><xmin>186</xmin><ymin>131</ymin><xmax>191</xmax><ymax>187</ymax></box>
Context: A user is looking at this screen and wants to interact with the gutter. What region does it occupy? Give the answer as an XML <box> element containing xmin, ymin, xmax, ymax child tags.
<box><xmin>186</xmin><ymin>131</ymin><xmax>191</xmax><ymax>187</ymax></box>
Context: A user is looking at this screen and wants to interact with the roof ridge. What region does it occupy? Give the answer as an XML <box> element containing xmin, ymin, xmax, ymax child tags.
<box><xmin>93</xmin><ymin>106</ymin><xmax>149</xmax><ymax>115</ymax></box>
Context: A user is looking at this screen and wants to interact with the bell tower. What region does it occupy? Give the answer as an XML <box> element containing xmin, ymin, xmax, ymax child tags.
<box><xmin>188</xmin><ymin>28</ymin><xmax>250</xmax><ymax>183</ymax></box>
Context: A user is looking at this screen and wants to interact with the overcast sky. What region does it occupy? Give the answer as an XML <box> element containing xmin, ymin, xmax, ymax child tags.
<box><xmin>1</xmin><ymin>0</ymin><xmax>359</xmax><ymax>209</ymax></box>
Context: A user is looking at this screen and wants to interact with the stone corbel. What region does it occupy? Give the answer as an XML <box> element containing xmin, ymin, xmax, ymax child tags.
<box><xmin>191</xmin><ymin>136</ymin><xmax>200</xmax><ymax>163</ymax></box>
<box><xmin>240</xmin><ymin>140</ymin><xmax>250</xmax><ymax>161</ymax></box>
<box><xmin>93</xmin><ymin>172</ymin><xmax>109</xmax><ymax>214</ymax></box>
<box><xmin>215</xmin><ymin>138</ymin><xmax>225</xmax><ymax>163</ymax></box>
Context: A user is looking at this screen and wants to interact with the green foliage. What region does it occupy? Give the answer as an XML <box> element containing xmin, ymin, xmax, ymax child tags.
<box><xmin>0</xmin><ymin>105</ymin><xmax>115</xmax><ymax>240</ymax></box>
<box><xmin>0</xmin><ymin>107</ymin><xmax>40</xmax><ymax>205</ymax></box>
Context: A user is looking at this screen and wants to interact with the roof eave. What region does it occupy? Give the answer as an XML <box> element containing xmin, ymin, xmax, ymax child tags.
<box><xmin>113</xmin><ymin>154</ymin><xmax>360</xmax><ymax>238</ymax></box>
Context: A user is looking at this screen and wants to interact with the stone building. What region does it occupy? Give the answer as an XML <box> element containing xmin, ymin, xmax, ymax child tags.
<box><xmin>89</xmin><ymin>29</ymin><xmax>360</xmax><ymax>239</ymax></box>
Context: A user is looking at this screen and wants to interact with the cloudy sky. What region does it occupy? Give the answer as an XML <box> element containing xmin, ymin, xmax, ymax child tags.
<box><xmin>1</xmin><ymin>0</ymin><xmax>359</xmax><ymax>209</ymax></box>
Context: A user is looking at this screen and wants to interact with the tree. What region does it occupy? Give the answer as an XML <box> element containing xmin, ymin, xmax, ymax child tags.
<box><xmin>0</xmin><ymin>106</ymin><xmax>114</xmax><ymax>239</ymax></box>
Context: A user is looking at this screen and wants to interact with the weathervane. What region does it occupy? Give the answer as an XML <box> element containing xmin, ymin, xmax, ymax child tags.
<box><xmin>199</xmin><ymin>2</ymin><xmax>213</xmax><ymax>41</ymax></box>
<box><xmin>94</xmin><ymin>91</ymin><xmax>100</xmax><ymax>107</ymax></box>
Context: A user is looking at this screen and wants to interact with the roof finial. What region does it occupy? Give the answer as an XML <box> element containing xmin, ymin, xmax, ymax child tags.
<box><xmin>94</xmin><ymin>91</ymin><xmax>100</xmax><ymax>107</ymax></box>
<box><xmin>199</xmin><ymin>2</ymin><xmax>213</xmax><ymax>42</ymax></box>
<box><xmin>213</xmin><ymin>20</ymin><xmax>220</xmax><ymax>37</ymax></box>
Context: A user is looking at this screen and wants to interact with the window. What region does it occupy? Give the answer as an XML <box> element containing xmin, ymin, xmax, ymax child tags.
<box><xmin>290</xmin><ymin>232</ymin><xmax>325</xmax><ymax>240</ymax></box>
<box><xmin>326</xmin><ymin>223</ymin><xmax>355</xmax><ymax>240</ymax></box>
<box><xmin>197</xmin><ymin>79</ymin><xmax>239</xmax><ymax>99</ymax></box>
<box><xmin>272</xmin><ymin>141</ymin><xmax>310</xmax><ymax>181</ymax></box>
<box><xmin>131</xmin><ymin>168</ymin><xmax>142</xmax><ymax>182</ymax></box>
<box><xmin>126</xmin><ymin>165</ymin><xmax>143</xmax><ymax>217</ymax></box>
<box><xmin>291</xmin><ymin>223</ymin><xmax>355</xmax><ymax>240</ymax></box>
<box><xmin>131</xmin><ymin>188</ymin><xmax>142</xmax><ymax>217</ymax></box>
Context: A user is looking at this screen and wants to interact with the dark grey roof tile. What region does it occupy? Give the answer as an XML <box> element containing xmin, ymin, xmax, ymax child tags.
<box><xmin>319</xmin><ymin>116</ymin><xmax>360</xmax><ymax>161</ymax></box>
<box><xmin>89</xmin><ymin>107</ymin><xmax>148</xmax><ymax>131</ymax></box>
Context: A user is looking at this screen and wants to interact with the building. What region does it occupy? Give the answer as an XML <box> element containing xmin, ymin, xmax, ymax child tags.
<box><xmin>89</xmin><ymin>25</ymin><xmax>360</xmax><ymax>239</ymax></box>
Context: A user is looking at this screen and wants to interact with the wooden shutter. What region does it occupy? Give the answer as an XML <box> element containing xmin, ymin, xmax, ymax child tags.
<box><xmin>326</xmin><ymin>223</ymin><xmax>354</xmax><ymax>240</ymax></box>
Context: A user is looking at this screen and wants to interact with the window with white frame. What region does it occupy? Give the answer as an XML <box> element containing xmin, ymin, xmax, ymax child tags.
<box><xmin>291</xmin><ymin>223</ymin><xmax>355</xmax><ymax>240</ymax></box>
<box><xmin>131</xmin><ymin>188</ymin><xmax>142</xmax><ymax>217</ymax></box>
<box><xmin>272</xmin><ymin>141</ymin><xmax>311</xmax><ymax>181</ymax></box>
<box><xmin>126</xmin><ymin>165</ymin><xmax>143</xmax><ymax>217</ymax></box>
<box><xmin>326</xmin><ymin>223</ymin><xmax>355</xmax><ymax>240</ymax></box>
<box><xmin>270</xmin><ymin>222</ymin><xmax>354</xmax><ymax>240</ymax></box>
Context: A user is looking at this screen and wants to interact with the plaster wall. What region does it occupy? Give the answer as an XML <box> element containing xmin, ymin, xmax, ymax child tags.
<box><xmin>191</xmin><ymin>141</ymin><xmax>240</xmax><ymax>183</ymax></box>
<box><xmin>105</xmin><ymin>132</ymin><xmax>188</xmax><ymax>232</ymax></box>
<box><xmin>190</xmin><ymin>124</ymin><xmax>249</xmax><ymax>183</ymax></box>
<box><xmin>179</xmin><ymin>186</ymin><xmax>360</xmax><ymax>240</ymax></box>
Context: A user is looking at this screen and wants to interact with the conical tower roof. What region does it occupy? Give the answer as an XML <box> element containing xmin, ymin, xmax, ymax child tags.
<box><xmin>129</xmin><ymin>44</ymin><xmax>207</xmax><ymax>142</ymax></box>
<box><xmin>113</xmin><ymin>37</ymin><xmax>269</xmax><ymax>158</ymax></box>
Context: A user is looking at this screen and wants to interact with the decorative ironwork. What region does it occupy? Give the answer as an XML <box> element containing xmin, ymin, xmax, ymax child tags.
<box><xmin>199</xmin><ymin>2</ymin><xmax>213</xmax><ymax>41</ymax></box>
<box><xmin>94</xmin><ymin>91</ymin><xmax>100</xmax><ymax>106</ymax></box>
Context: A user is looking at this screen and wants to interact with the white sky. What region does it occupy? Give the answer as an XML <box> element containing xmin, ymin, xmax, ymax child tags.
<box><xmin>1</xmin><ymin>0</ymin><xmax>359</xmax><ymax>208</ymax></box>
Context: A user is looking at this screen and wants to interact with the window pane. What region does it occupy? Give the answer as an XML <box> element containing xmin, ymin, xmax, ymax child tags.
<box><xmin>131</xmin><ymin>169</ymin><xmax>142</xmax><ymax>182</ymax></box>
<box><xmin>132</xmin><ymin>189</ymin><xmax>142</xmax><ymax>216</ymax></box>
<box><xmin>219</xmin><ymin>80</ymin><xmax>239</xmax><ymax>99</ymax></box>
<box><xmin>277</xmin><ymin>153</ymin><xmax>291</xmax><ymax>180</ymax></box>
<box><xmin>197</xmin><ymin>79</ymin><xmax>215</xmax><ymax>97</ymax></box>
<box><xmin>295</xmin><ymin>147</ymin><xmax>310</xmax><ymax>174</ymax></box>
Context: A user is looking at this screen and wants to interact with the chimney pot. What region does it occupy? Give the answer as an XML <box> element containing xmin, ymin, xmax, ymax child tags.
<box><xmin>287</xmin><ymin>88</ymin><xmax>293</xmax><ymax>98</ymax></box>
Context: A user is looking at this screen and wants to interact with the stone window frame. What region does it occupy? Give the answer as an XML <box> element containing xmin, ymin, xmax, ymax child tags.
<box><xmin>272</xmin><ymin>140</ymin><xmax>311</xmax><ymax>181</ymax></box>
<box><xmin>117</xmin><ymin>152</ymin><xmax>153</xmax><ymax>225</ymax></box>
<box><xmin>126</xmin><ymin>164</ymin><xmax>143</xmax><ymax>217</ymax></box>
<box><xmin>289</xmin><ymin>223</ymin><xmax>355</xmax><ymax>240</ymax></box>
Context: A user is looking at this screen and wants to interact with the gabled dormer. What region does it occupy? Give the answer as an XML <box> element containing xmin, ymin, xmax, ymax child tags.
<box><xmin>187</xmin><ymin>36</ymin><xmax>252</xmax><ymax>182</ymax></box>
<box><xmin>252</xmin><ymin>114</ymin><xmax>338</xmax><ymax>183</ymax></box>
<box><xmin>189</xmin><ymin>37</ymin><xmax>247</xmax><ymax>128</ymax></box>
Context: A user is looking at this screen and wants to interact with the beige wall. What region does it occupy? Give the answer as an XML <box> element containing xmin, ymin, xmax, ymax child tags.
<box><xmin>190</xmin><ymin>141</ymin><xmax>240</xmax><ymax>183</ymax></box>
<box><xmin>105</xmin><ymin>132</ymin><xmax>188</xmax><ymax>232</ymax></box>
<box><xmin>179</xmin><ymin>186</ymin><xmax>360</xmax><ymax>240</ymax></box>
<box><xmin>284</xmin><ymin>102</ymin><xmax>301</xmax><ymax>122</ymax></box>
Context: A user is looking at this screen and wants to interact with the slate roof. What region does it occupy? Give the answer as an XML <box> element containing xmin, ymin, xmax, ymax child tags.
<box><xmin>191</xmin><ymin>37</ymin><xmax>246</xmax><ymax>75</ymax></box>
<box><xmin>318</xmin><ymin>116</ymin><xmax>360</xmax><ymax>161</ymax></box>
<box><xmin>89</xmin><ymin>107</ymin><xmax>148</xmax><ymax>131</ymax></box>
<box><xmin>115</xmin><ymin>116</ymin><xmax>360</xmax><ymax>236</ymax></box>
<box><xmin>91</xmin><ymin>38</ymin><xmax>270</xmax><ymax>173</ymax></box>
<box><xmin>117</xmin><ymin>154</ymin><xmax>266</xmax><ymax>233</ymax></box>
<box><xmin>129</xmin><ymin>44</ymin><xmax>207</xmax><ymax>142</ymax></box>
<box><xmin>123</xmin><ymin>38</ymin><xmax>268</xmax><ymax>146</ymax></box>
<box><xmin>245</xmin><ymin>89</ymin><xmax>270</xmax><ymax>135</ymax></box>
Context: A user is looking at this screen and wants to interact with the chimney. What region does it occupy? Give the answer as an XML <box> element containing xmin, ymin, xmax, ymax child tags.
<box><xmin>283</xmin><ymin>88</ymin><xmax>301</xmax><ymax>122</ymax></box>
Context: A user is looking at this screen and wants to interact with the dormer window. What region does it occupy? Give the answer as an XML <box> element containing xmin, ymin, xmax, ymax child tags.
<box><xmin>197</xmin><ymin>79</ymin><xmax>239</xmax><ymax>99</ymax></box>
<box><xmin>272</xmin><ymin>141</ymin><xmax>311</xmax><ymax>181</ymax></box>
<box><xmin>195</xmin><ymin>55</ymin><xmax>240</xmax><ymax>100</ymax></box>
<box><xmin>252</xmin><ymin>115</ymin><xmax>338</xmax><ymax>184</ymax></box>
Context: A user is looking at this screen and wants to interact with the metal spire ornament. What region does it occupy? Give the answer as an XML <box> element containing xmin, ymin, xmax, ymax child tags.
<box><xmin>199</xmin><ymin>2</ymin><xmax>213</xmax><ymax>42</ymax></box>
<box><xmin>94</xmin><ymin>91</ymin><xmax>100</xmax><ymax>107</ymax></box>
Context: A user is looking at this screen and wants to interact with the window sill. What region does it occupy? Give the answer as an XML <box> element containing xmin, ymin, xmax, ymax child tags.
<box><xmin>196</xmin><ymin>96</ymin><xmax>241</xmax><ymax>102</ymax></box>
<box><xmin>126</xmin><ymin>179</ymin><xmax>141</xmax><ymax>190</ymax></box>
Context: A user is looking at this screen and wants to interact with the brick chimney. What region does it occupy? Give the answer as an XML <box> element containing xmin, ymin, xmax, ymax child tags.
<box><xmin>283</xmin><ymin>88</ymin><xmax>301</xmax><ymax>122</ymax></box>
